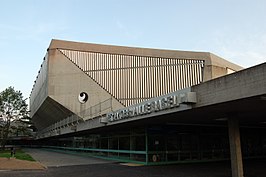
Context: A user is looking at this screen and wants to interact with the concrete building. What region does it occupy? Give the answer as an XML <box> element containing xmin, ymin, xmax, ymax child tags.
<box><xmin>30</xmin><ymin>39</ymin><xmax>266</xmax><ymax>177</ymax></box>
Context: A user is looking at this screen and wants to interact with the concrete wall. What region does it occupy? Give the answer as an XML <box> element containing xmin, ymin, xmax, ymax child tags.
<box><xmin>193</xmin><ymin>62</ymin><xmax>266</xmax><ymax>107</ymax></box>
<box><xmin>202</xmin><ymin>53</ymin><xmax>243</xmax><ymax>81</ymax></box>
<box><xmin>30</xmin><ymin>54</ymin><xmax>49</xmax><ymax>118</ymax></box>
<box><xmin>47</xmin><ymin>49</ymin><xmax>124</xmax><ymax>118</ymax></box>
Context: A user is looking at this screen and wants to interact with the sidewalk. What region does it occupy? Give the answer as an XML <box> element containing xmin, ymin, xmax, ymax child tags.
<box><xmin>0</xmin><ymin>148</ymin><xmax>112</xmax><ymax>170</ymax></box>
<box><xmin>23</xmin><ymin>148</ymin><xmax>113</xmax><ymax>167</ymax></box>
<box><xmin>0</xmin><ymin>157</ymin><xmax>45</xmax><ymax>170</ymax></box>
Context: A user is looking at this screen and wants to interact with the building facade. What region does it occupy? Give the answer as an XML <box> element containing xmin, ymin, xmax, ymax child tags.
<box><xmin>30</xmin><ymin>39</ymin><xmax>241</xmax><ymax>131</ymax></box>
<box><xmin>30</xmin><ymin>39</ymin><xmax>266</xmax><ymax>176</ymax></box>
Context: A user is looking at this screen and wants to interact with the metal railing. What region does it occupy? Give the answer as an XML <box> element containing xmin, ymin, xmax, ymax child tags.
<box><xmin>79</xmin><ymin>98</ymin><xmax>112</xmax><ymax>120</ymax></box>
<box><xmin>38</xmin><ymin>98</ymin><xmax>113</xmax><ymax>137</ymax></box>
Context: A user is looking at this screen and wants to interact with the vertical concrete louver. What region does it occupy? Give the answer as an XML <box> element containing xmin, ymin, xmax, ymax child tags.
<box><xmin>59</xmin><ymin>49</ymin><xmax>205</xmax><ymax>107</ymax></box>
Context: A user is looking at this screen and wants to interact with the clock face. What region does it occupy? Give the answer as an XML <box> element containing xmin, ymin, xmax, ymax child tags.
<box><xmin>78</xmin><ymin>92</ymin><xmax>88</xmax><ymax>103</ymax></box>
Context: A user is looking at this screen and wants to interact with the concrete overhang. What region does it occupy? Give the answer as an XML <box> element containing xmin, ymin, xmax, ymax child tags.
<box><xmin>131</xmin><ymin>62</ymin><xmax>266</xmax><ymax>127</ymax></box>
<box><xmin>40</xmin><ymin>62</ymin><xmax>266</xmax><ymax>139</ymax></box>
<box><xmin>135</xmin><ymin>62</ymin><xmax>266</xmax><ymax>127</ymax></box>
<box><xmin>32</xmin><ymin>97</ymin><xmax>74</xmax><ymax>130</ymax></box>
<box><xmin>100</xmin><ymin>62</ymin><xmax>266</xmax><ymax>127</ymax></box>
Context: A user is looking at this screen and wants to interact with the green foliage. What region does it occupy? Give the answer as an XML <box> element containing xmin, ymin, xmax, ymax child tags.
<box><xmin>0</xmin><ymin>149</ymin><xmax>35</xmax><ymax>161</ymax></box>
<box><xmin>0</xmin><ymin>86</ymin><xmax>27</xmax><ymax>120</ymax></box>
<box><xmin>0</xmin><ymin>86</ymin><xmax>30</xmax><ymax>149</ymax></box>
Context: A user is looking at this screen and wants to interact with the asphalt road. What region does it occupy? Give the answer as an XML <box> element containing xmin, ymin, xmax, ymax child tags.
<box><xmin>0</xmin><ymin>148</ymin><xmax>265</xmax><ymax>177</ymax></box>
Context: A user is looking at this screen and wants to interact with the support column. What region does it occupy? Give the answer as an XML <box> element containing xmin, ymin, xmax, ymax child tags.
<box><xmin>145</xmin><ymin>128</ymin><xmax>149</xmax><ymax>165</ymax></box>
<box><xmin>228</xmin><ymin>117</ymin><xmax>244</xmax><ymax>177</ymax></box>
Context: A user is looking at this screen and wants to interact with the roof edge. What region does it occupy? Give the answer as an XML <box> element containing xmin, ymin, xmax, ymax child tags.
<box><xmin>209</xmin><ymin>53</ymin><xmax>243</xmax><ymax>71</ymax></box>
<box><xmin>49</xmin><ymin>39</ymin><xmax>211</xmax><ymax>60</ymax></box>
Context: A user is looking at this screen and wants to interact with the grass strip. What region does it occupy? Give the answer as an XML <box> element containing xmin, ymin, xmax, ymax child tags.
<box><xmin>0</xmin><ymin>149</ymin><xmax>35</xmax><ymax>161</ymax></box>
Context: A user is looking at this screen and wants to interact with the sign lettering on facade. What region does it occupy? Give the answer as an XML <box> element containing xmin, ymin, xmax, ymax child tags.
<box><xmin>106</xmin><ymin>92</ymin><xmax>196</xmax><ymax>122</ymax></box>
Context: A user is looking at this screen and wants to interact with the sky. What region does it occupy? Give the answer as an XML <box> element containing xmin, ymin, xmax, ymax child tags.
<box><xmin>0</xmin><ymin>0</ymin><xmax>265</xmax><ymax>100</ymax></box>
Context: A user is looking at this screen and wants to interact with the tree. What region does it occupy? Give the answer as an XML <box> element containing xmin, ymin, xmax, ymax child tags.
<box><xmin>0</xmin><ymin>86</ymin><xmax>28</xmax><ymax>150</ymax></box>
<box><xmin>9</xmin><ymin>115</ymin><xmax>35</xmax><ymax>137</ymax></box>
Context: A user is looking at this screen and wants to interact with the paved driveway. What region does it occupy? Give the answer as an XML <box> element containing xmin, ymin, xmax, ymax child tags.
<box><xmin>23</xmin><ymin>148</ymin><xmax>112</xmax><ymax>167</ymax></box>
<box><xmin>0</xmin><ymin>148</ymin><xmax>265</xmax><ymax>177</ymax></box>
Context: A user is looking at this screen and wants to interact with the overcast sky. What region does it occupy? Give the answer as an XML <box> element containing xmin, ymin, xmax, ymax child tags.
<box><xmin>0</xmin><ymin>0</ymin><xmax>265</xmax><ymax>99</ymax></box>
